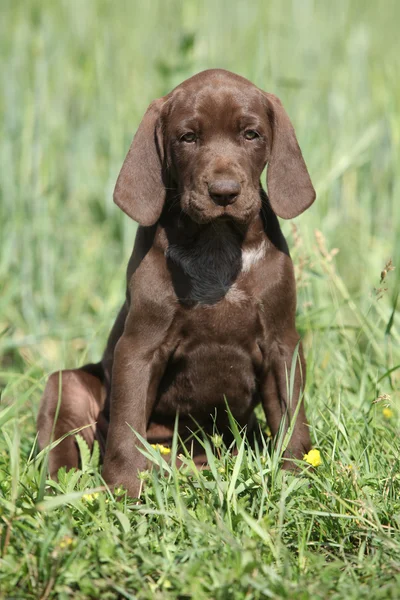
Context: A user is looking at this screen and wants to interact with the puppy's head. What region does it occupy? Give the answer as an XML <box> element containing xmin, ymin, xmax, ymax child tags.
<box><xmin>114</xmin><ymin>69</ymin><xmax>315</xmax><ymax>226</ymax></box>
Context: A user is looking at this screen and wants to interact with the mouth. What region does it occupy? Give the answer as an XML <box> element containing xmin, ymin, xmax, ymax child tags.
<box><xmin>185</xmin><ymin>191</ymin><xmax>255</xmax><ymax>225</ymax></box>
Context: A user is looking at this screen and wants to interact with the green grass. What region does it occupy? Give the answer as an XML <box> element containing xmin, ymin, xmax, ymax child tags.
<box><xmin>1</xmin><ymin>0</ymin><xmax>400</xmax><ymax>598</ymax></box>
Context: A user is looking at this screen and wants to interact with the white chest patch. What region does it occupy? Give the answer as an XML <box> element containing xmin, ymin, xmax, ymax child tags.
<box><xmin>225</xmin><ymin>283</ymin><xmax>248</xmax><ymax>304</ymax></box>
<box><xmin>241</xmin><ymin>240</ymin><xmax>268</xmax><ymax>273</ymax></box>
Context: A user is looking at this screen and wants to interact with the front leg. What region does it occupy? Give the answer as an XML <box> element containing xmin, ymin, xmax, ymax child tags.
<box><xmin>261</xmin><ymin>334</ymin><xmax>311</xmax><ymax>465</ymax></box>
<box><xmin>102</xmin><ymin>334</ymin><xmax>167</xmax><ymax>497</ymax></box>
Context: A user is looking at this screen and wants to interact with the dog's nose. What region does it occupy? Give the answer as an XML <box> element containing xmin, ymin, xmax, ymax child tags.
<box><xmin>208</xmin><ymin>180</ymin><xmax>241</xmax><ymax>206</ymax></box>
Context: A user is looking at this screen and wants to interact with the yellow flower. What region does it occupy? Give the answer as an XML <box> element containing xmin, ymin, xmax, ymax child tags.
<box><xmin>383</xmin><ymin>407</ymin><xmax>394</xmax><ymax>419</ymax></box>
<box><xmin>151</xmin><ymin>444</ymin><xmax>171</xmax><ymax>455</ymax></box>
<box><xmin>82</xmin><ymin>492</ymin><xmax>99</xmax><ymax>503</ymax></box>
<box><xmin>59</xmin><ymin>536</ymin><xmax>74</xmax><ymax>549</ymax></box>
<box><xmin>211</xmin><ymin>434</ymin><xmax>223</xmax><ymax>448</ymax></box>
<box><xmin>303</xmin><ymin>448</ymin><xmax>322</xmax><ymax>467</ymax></box>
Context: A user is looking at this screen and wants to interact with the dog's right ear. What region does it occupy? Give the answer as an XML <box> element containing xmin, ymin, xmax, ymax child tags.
<box><xmin>113</xmin><ymin>98</ymin><xmax>165</xmax><ymax>226</ymax></box>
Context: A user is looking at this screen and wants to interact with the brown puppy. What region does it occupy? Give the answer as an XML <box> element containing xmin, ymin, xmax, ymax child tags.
<box><xmin>37</xmin><ymin>69</ymin><xmax>315</xmax><ymax>497</ymax></box>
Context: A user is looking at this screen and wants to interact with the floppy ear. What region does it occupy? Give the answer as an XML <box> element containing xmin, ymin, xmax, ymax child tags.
<box><xmin>265</xmin><ymin>94</ymin><xmax>315</xmax><ymax>219</ymax></box>
<box><xmin>113</xmin><ymin>98</ymin><xmax>165</xmax><ymax>226</ymax></box>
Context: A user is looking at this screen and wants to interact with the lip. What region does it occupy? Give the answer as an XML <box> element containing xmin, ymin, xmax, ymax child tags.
<box><xmin>184</xmin><ymin>191</ymin><xmax>256</xmax><ymax>225</ymax></box>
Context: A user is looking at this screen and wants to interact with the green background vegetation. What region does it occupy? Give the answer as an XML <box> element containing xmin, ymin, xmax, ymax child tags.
<box><xmin>1</xmin><ymin>0</ymin><xmax>400</xmax><ymax>598</ymax></box>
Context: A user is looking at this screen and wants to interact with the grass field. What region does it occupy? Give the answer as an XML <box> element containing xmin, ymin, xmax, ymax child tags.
<box><xmin>1</xmin><ymin>0</ymin><xmax>400</xmax><ymax>598</ymax></box>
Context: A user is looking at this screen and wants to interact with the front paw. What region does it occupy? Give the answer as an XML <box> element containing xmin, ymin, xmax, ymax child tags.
<box><xmin>102</xmin><ymin>465</ymin><xmax>142</xmax><ymax>499</ymax></box>
<box><xmin>281</xmin><ymin>456</ymin><xmax>302</xmax><ymax>473</ymax></box>
<box><xmin>282</xmin><ymin>443</ymin><xmax>311</xmax><ymax>472</ymax></box>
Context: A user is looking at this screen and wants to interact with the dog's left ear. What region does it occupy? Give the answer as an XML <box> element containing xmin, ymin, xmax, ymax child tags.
<box><xmin>114</xmin><ymin>98</ymin><xmax>165</xmax><ymax>226</ymax></box>
<box><xmin>265</xmin><ymin>94</ymin><xmax>315</xmax><ymax>219</ymax></box>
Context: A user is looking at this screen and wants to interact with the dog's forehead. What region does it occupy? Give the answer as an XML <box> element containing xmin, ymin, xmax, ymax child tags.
<box><xmin>164</xmin><ymin>70</ymin><xmax>266</xmax><ymax>126</ymax></box>
<box><xmin>172</xmin><ymin>68</ymin><xmax>258</xmax><ymax>93</ymax></box>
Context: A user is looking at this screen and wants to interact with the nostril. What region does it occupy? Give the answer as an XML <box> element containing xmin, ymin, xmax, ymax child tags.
<box><xmin>208</xmin><ymin>179</ymin><xmax>241</xmax><ymax>206</ymax></box>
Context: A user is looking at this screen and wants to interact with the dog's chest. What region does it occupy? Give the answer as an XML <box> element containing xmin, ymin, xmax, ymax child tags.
<box><xmin>154</xmin><ymin>286</ymin><xmax>264</xmax><ymax>416</ymax></box>
<box><xmin>154</xmin><ymin>221</ymin><xmax>269</xmax><ymax>415</ymax></box>
<box><xmin>165</xmin><ymin>221</ymin><xmax>245</xmax><ymax>305</ymax></box>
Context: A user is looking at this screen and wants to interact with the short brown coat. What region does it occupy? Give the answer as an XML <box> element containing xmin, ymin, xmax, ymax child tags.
<box><xmin>38</xmin><ymin>69</ymin><xmax>315</xmax><ymax>497</ymax></box>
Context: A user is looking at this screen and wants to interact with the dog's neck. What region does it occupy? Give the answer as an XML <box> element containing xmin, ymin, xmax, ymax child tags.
<box><xmin>160</xmin><ymin>212</ymin><xmax>264</xmax><ymax>305</ymax></box>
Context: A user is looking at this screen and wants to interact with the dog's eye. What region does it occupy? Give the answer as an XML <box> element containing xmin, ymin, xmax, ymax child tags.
<box><xmin>244</xmin><ymin>130</ymin><xmax>260</xmax><ymax>140</ymax></box>
<box><xmin>180</xmin><ymin>132</ymin><xmax>197</xmax><ymax>143</ymax></box>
